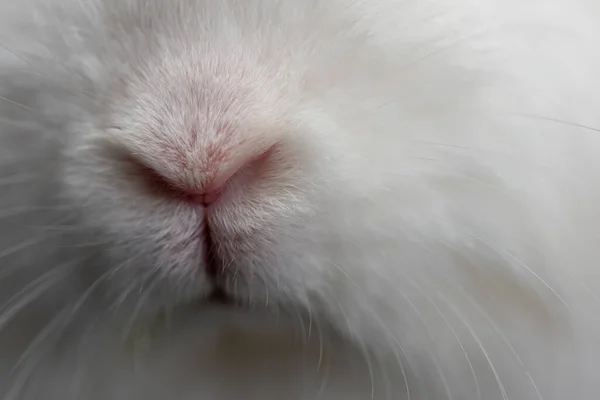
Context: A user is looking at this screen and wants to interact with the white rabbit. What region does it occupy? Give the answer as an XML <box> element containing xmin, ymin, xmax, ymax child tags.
<box><xmin>1</xmin><ymin>0</ymin><xmax>600</xmax><ymax>399</ymax></box>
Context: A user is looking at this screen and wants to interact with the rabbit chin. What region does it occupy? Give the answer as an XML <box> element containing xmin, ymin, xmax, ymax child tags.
<box><xmin>0</xmin><ymin>304</ymin><xmax>412</xmax><ymax>400</ymax></box>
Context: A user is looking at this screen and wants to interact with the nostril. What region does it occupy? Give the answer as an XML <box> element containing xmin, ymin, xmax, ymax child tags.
<box><xmin>121</xmin><ymin>138</ymin><xmax>279</xmax><ymax>205</ymax></box>
<box><xmin>126</xmin><ymin>154</ymin><xmax>228</xmax><ymax>206</ymax></box>
<box><xmin>124</xmin><ymin>154</ymin><xmax>187</xmax><ymax>199</ymax></box>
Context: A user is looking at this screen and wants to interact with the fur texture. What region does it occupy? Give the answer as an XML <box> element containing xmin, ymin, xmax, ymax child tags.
<box><xmin>1</xmin><ymin>0</ymin><xmax>600</xmax><ymax>398</ymax></box>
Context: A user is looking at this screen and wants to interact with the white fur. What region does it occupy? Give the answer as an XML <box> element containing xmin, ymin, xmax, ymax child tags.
<box><xmin>1</xmin><ymin>0</ymin><xmax>600</xmax><ymax>399</ymax></box>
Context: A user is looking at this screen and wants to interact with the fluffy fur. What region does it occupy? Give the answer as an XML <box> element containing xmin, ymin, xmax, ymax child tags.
<box><xmin>1</xmin><ymin>0</ymin><xmax>600</xmax><ymax>398</ymax></box>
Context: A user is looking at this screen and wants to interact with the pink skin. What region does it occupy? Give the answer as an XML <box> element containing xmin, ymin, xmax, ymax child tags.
<box><xmin>130</xmin><ymin>136</ymin><xmax>278</xmax><ymax>280</ymax></box>
<box><xmin>139</xmin><ymin>141</ymin><xmax>276</xmax><ymax>206</ymax></box>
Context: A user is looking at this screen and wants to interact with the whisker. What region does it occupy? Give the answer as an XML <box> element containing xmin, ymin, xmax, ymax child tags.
<box><xmin>121</xmin><ymin>268</ymin><xmax>164</xmax><ymax>343</ymax></box>
<box><xmin>0</xmin><ymin>43</ymin><xmax>34</xmax><ymax>65</ymax></box>
<box><xmin>425</xmin><ymin>212</ymin><xmax>573</xmax><ymax>315</ymax></box>
<box><xmin>399</xmin><ymin>27</ymin><xmax>496</xmax><ymax>72</ymax></box>
<box><xmin>5</xmin><ymin>265</ymin><xmax>115</xmax><ymax>400</ymax></box>
<box><xmin>458</xmin><ymin>287</ymin><xmax>544</xmax><ymax>400</ymax></box>
<box><xmin>430</xmin><ymin>236</ymin><xmax>547</xmax><ymax>398</ymax></box>
<box><xmin>401</xmin><ymin>154</ymin><xmax>517</xmax><ymax>194</ymax></box>
<box><xmin>162</xmin><ymin>302</ymin><xmax>174</xmax><ymax>350</ymax></box>
<box><xmin>438</xmin><ymin>291</ymin><xmax>509</xmax><ymax>400</ymax></box>
<box><xmin>0</xmin><ymin>237</ymin><xmax>49</xmax><ymax>279</ymax></box>
<box><xmin>356</xmin><ymin>338</ymin><xmax>377</xmax><ymax>400</ymax></box>
<box><xmin>58</xmin><ymin>238</ymin><xmax>115</xmax><ymax>249</ymax></box>
<box><xmin>264</xmin><ymin>280</ymin><xmax>270</xmax><ymax>308</ymax></box>
<box><xmin>0</xmin><ymin>258</ymin><xmax>79</xmax><ymax>333</ymax></box>
<box><xmin>329</xmin><ymin>261</ymin><xmax>362</xmax><ymax>291</ymax></box>
<box><xmin>306</xmin><ymin>303</ymin><xmax>313</xmax><ymax>341</ymax></box>
<box><xmin>0</xmin><ymin>95</ymin><xmax>34</xmax><ymax>113</ymax></box>
<box><xmin>325</xmin><ymin>282</ymin><xmax>412</xmax><ymax>399</ymax></box>
<box><xmin>0</xmin><ymin>173</ymin><xmax>40</xmax><ymax>186</ymax></box>
<box><xmin>406</xmin><ymin>276</ymin><xmax>482</xmax><ymax>400</ymax></box>
<box><xmin>315</xmin><ymin>317</ymin><xmax>324</xmax><ymax>373</ymax></box>
<box><xmin>327</xmin><ymin>254</ymin><xmax>442</xmax><ymax>398</ymax></box>
<box><xmin>314</xmin><ymin>334</ymin><xmax>332</xmax><ymax>399</ymax></box>
<box><xmin>0</xmin><ymin>205</ymin><xmax>73</xmax><ymax>220</ymax></box>
<box><xmin>466</xmin><ymin>230</ymin><xmax>572</xmax><ymax>312</ymax></box>
<box><xmin>0</xmin><ymin>43</ymin><xmax>96</xmax><ymax>98</ymax></box>
<box><xmin>106</xmin><ymin>254</ymin><xmax>148</xmax><ymax>313</ymax></box>
<box><xmin>291</xmin><ymin>303</ymin><xmax>308</xmax><ymax>348</ymax></box>
<box><xmin>367</xmin><ymin>306</ymin><xmax>413</xmax><ymax>400</ymax></box>
<box><xmin>66</xmin><ymin>316</ymin><xmax>103</xmax><ymax>400</ymax></box>
<box><xmin>516</xmin><ymin>114</ymin><xmax>600</xmax><ymax>134</ymax></box>
<box><xmin>329</xmin><ymin>295</ymin><xmax>355</xmax><ymax>341</ymax></box>
<box><xmin>369</xmin><ymin>267</ymin><xmax>454</xmax><ymax>400</ymax></box>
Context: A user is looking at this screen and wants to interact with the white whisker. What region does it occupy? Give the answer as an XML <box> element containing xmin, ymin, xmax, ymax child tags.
<box><xmin>0</xmin><ymin>43</ymin><xmax>95</xmax><ymax>98</ymax></box>
<box><xmin>369</xmin><ymin>267</ymin><xmax>454</xmax><ymax>400</ymax></box>
<box><xmin>516</xmin><ymin>114</ymin><xmax>600</xmax><ymax>134</ymax></box>
<box><xmin>399</xmin><ymin>27</ymin><xmax>496</xmax><ymax>72</ymax></box>
<box><xmin>5</xmin><ymin>265</ymin><xmax>115</xmax><ymax>400</ymax></box>
<box><xmin>0</xmin><ymin>173</ymin><xmax>39</xmax><ymax>186</ymax></box>
<box><xmin>0</xmin><ymin>95</ymin><xmax>33</xmax><ymax>112</ymax></box>
<box><xmin>315</xmin><ymin>317</ymin><xmax>324</xmax><ymax>373</ymax></box>
<box><xmin>438</xmin><ymin>291</ymin><xmax>509</xmax><ymax>400</ymax></box>
<box><xmin>459</xmin><ymin>287</ymin><xmax>544</xmax><ymax>400</ymax></box>
<box><xmin>306</xmin><ymin>304</ymin><xmax>313</xmax><ymax>341</ymax></box>
<box><xmin>121</xmin><ymin>269</ymin><xmax>163</xmax><ymax>342</ymax></box>
<box><xmin>0</xmin><ymin>237</ymin><xmax>50</xmax><ymax>278</ymax></box>
<box><xmin>359</xmin><ymin>341</ymin><xmax>377</xmax><ymax>400</ymax></box>
<box><xmin>106</xmin><ymin>254</ymin><xmax>148</xmax><ymax>313</ymax></box>
<box><xmin>368</xmin><ymin>307</ymin><xmax>413</xmax><ymax>400</ymax></box>
<box><xmin>0</xmin><ymin>206</ymin><xmax>72</xmax><ymax>219</ymax></box>
<box><xmin>292</xmin><ymin>303</ymin><xmax>308</xmax><ymax>348</ymax></box>
<box><xmin>0</xmin><ymin>258</ymin><xmax>78</xmax><ymax>332</ymax></box>
<box><xmin>327</xmin><ymin>280</ymin><xmax>412</xmax><ymax>399</ymax></box>
<box><xmin>407</xmin><ymin>276</ymin><xmax>482</xmax><ymax>400</ymax></box>
<box><xmin>466</xmin><ymin>230</ymin><xmax>572</xmax><ymax>312</ymax></box>
<box><xmin>314</xmin><ymin>338</ymin><xmax>331</xmax><ymax>399</ymax></box>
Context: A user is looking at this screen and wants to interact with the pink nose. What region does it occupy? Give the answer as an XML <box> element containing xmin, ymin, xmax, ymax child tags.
<box><xmin>129</xmin><ymin>139</ymin><xmax>277</xmax><ymax>206</ymax></box>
